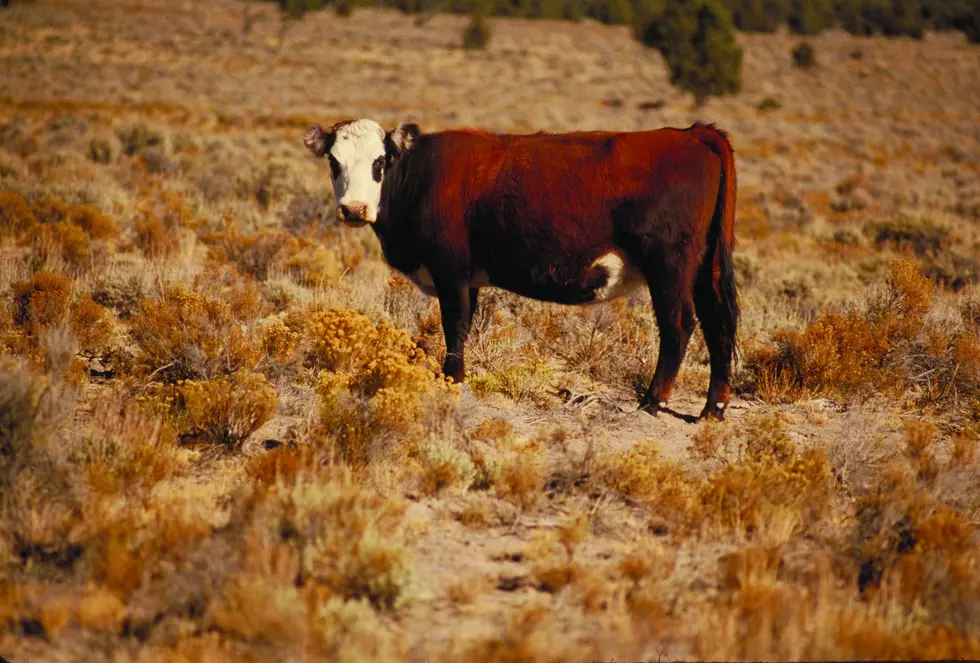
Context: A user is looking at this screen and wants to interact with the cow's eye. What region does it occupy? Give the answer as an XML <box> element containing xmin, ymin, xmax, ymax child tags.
<box><xmin>327</xmin><ymin>154</ymin><xmax>341</xmax><ymax>180</ymax></box>
<box><xmin>372</xmin><ymin>156</ymin><xmax>384</xmax><ymax>183</ymax></box>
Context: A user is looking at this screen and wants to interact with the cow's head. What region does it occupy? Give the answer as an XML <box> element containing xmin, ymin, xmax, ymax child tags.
<box><xmin>303</xmin><ymin>119</ymin><xmax>420</xmax><ymax>226</ymax></box>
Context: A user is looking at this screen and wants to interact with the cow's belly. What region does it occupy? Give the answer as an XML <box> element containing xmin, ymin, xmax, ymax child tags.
<box><xmin>486</xmin><ymin>251</ymin><xmax>646</xmax><ymax>305</ymax></box>
<box><xmin>398</xmin><ymin>253</ymin><xmax>644</xmax><ymax>305</ymax></box>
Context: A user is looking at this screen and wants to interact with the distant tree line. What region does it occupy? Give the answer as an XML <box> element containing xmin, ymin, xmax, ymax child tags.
<box><xmin>272</xmin><ymin>0</ymin><xmax>977</xmax><ymax>42</ymax></box>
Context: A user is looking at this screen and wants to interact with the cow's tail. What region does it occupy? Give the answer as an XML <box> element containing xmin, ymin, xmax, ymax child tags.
<box><xmin>693</xmin><ymin>122</ymin><xmax>739</xmax><ymax>363</ymax></box>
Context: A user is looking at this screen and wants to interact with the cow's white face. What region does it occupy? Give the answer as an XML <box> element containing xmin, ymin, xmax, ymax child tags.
<box><xmin>303</xmin><ymin>119</ymin><xmax>419</xmax><ymax>227</ymax></box>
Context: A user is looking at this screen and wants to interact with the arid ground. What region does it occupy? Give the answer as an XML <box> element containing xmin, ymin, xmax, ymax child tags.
<box><xmin>1</xmin><ymin>1</ymin><xmax>980</xmax><ymax>661</ymax></box>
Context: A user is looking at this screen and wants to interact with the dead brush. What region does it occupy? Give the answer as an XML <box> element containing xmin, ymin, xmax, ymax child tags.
<box><xmin>0</xmin><ymin>189</ymin><xmax>40</xmax><ymax>238</ymax></box>
<box><xmin>383</xmin><ymin>272</ymin><xmax>431</xmax><ymax>339</ymax></box>
<box><xmin>596</xmin><ymin>439</ymin><xmax>701</xmax><ymax>531</ymax></box>
<box><xmin>841</xmin><ymin>424</ymin><xmax>980</xmax><ymax>635</ymax></box>
<box><xmin>202</xmin><ymin>228</ymin><xmax>292</xmax><ymax>281</ymax></box>
<box><xmin>741</xmin><ymin>260</ymin><xmax>973</xmax><ymax>412</ymax></box>
<box><xmin>619</xmin><ymin>541</ymin><xmax>677</xmax><ymax>633</ymax></box>
<box><xmin>465</xmin><ymin>289</ymin><xmax>522</xmax><ymax>371</ymax></box>
<box><xmin>699</xmin><ymin>414</ymin><xmax>833</xmax><ymax>538</ymax></box>
<box><xmin>0</xmin><ymin>358</ymin><xmax>72</xmax><ymax>496</ymax></box>
<box><xmin>548</xmin><ymin>298</ymin><xmax>653</xmax><ymax>389</ymax></box>
<box><xmin>414</xmin><ymin>424</ymin><xmax>477</xmax><ymax>496</ymax></box>
<box><xmin>132</xmin><ymin>190</ymin><xmax>202</xmax><ymax>259</ymax></box>
<box><xmin>248</xmin><ymin>470</ymin><xmax>411</xmax><ymax>612</ymax></box>
<box><xmin>8</xmin><ymin>194</ymin><xmax>121</xmax><ymax>270</ymax></box>
<box><xmin>6</xmin><ymin>272</ymin><xmax>74</xmax><ymax>371</ymax></box>
<box><xmin>128</xmin><ymin>284</ymin><xmax>264</xmax><ymax>382</ymax></box>
<box><xmin>69</xmin><ymin>295</ymin><xmax>115</xmax><ymax>357</ymax></box>
<box><xmin>69</xmin><ymin>392</ymin><xmax>185</xmax><ymax>495</ymax></box>
<box><xmin>140</xmin><ymin>370</ymin><xmax>277</xmax><ymax>450</ymax></box>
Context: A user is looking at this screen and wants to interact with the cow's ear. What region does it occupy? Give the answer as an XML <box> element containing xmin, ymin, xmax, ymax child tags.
<box><xmin>303</xmin><ymin>125</ymin><xmax>335</xmax><ymax>158</ymax></box>
<box><xmin>386</xmin><ymin>123</ymin><xmax>421</xmax><ymax>160</ymax></box>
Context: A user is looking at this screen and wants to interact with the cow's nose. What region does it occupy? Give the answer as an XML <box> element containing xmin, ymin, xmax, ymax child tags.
<box><xmin>338</xmin><ymin>203</ymin><xmax>368</xmax><ymax>224</ymax></box>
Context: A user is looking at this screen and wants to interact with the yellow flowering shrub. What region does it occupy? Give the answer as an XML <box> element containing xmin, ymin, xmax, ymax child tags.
<box><xmin>262</xmin><ymin>318</ymin><xmax>300</xmax><ymax>362</ymax></box>
<box><xmin>307</xmin><ymin>308</ymin><xmax>457</xmax><ymax>467</ymax></box>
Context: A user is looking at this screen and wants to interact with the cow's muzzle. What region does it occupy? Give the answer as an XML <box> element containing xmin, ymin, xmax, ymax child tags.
<box><xmin>337</xmin><ymin>203</ymin><xmax>372</xmax><ymax>227</ymax></box>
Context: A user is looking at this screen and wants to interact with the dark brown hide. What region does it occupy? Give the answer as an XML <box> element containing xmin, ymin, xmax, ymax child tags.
<box><xmin>340</xmin><ymin>122</ymin><xmax>738</xmax><ymax>420</ymax></box>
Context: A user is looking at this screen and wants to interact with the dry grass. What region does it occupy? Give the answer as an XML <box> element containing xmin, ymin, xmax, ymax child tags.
<box><xmin>1</xmin><ymin>0</ymin><xmax>979</xmax><ymax>660</ymax></box>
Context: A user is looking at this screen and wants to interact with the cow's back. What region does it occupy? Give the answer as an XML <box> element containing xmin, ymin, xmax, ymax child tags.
<box><xmin>379</xmin><ymin>125</ymin><xmax>722</xmax><ymax>302</ymax></box>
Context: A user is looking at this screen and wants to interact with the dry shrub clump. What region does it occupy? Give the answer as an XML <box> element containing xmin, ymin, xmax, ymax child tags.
<box><xmin>11</xmin><ymin>271</ymin><xmax>71</xmax><ymax>336</ymax></box>
<box><xmin>597</xmin><ymin>439</ymin><xmax>700</xmax><ymax>529</ymax></box>
<box><xmin>743</xmin><ymin>260</ymin><xmax>980</xmax><ymax>420</ymax></box>
<box><xmin>68</xmin><ymin>394</ymin><xmax>185</xmax><ymax>495</ymax></box>
<box><xmin>129</xmin><ymin>284</ymin><xmax>264</xmax><ymax>382</ymax></box>
<box><xmin>141</xmin><ymin>371</ymin><xmax>277</xmax><ymax>450</ymax></box>
<box><xmin>468</xmin><ymin>354</ymin><xmax>555</xmax><ymax>406</ymax></box>
<box><xmin>0</xmin><ymin>359</ymin><xmax>79</xmax><ymax>576</ymax></box>
<box><xmin>202</xmin><ymin>228</ymin><xmax>343</xmax><ymax>285</ymax></box>
<box><xmin>0</xmin><ymin>192</ymin><xmax>119</xmax><ymax>268</ymax></box>
<box><xmin>243</xmin><ymin>471</ymin><xmax>412</xmax><ymax>613</ymax></box>
<box><xmin>69</xmin><ymin>295</ymin><xmax>115</xmax><ymax>357</ymax></box>
<box><xmin>308</xmin><ymin>308</ymin><xmax>458</xmax><ymax>467</ymax></box>
<box><xmin>132</xmin><ymin>190</ymin><xmax>202</xmax><ymax>258</ymax></box>
<box><xmin>699</xmin><ymin>414</ymin><xmax>832</xmax><ymax>538</ymax></box>
<box><xmin>4</xmin><ymin>272</ymin><xmax>88</xmax><ymax>382</ymax></box>
<box><xmin>599</xmin><ymin>416</ymin><xmax>833</xmax><ymax>539</ymax></box>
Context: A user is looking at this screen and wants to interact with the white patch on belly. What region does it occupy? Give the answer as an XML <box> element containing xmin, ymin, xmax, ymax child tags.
<box><xmin>409</xmin><ymin>266</ymin><xmax>438</xmax><ymax>297</ymax></box>
<box><xmin>592</xmin><ymin>252</ymin><xmax>645</xmax><ymax>302</ymax></box>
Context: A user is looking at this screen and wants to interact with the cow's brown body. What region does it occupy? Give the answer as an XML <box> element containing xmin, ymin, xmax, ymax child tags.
<box><xmin>330</xmin><ymin>121</ymin><xmax>739</xmax><ymax>419</ymax></box>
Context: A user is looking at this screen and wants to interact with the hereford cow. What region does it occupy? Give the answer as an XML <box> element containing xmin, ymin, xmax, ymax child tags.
<box><xmin>303</xmin><ymin>119</ymin><xmax>739</xmax><ymax>420</ymax></box>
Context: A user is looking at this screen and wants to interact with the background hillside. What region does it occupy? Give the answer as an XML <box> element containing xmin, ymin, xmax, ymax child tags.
<box><xmin>1</xmin><ymin>1</ymin><xmax>979</xmax><ymax>661</ymax></box>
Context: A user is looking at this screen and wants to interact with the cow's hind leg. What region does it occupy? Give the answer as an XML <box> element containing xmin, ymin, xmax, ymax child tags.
<box><xmin>640</xmin><ymin>269</ymin><xmax>697</xmax><ymax>416</ymax></box>
<box><xmin>694</xmin><ymin>267</ymin><xmax>734</xmax><ymax>420</ymax></box>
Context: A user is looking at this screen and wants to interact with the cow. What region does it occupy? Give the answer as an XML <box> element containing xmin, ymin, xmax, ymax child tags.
<box><xmin>303</xmin><ymin>119</ymin><xmax>739</xmax><ymax>420</ymax></box>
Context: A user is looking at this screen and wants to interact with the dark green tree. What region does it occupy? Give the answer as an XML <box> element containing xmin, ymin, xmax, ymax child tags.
<box><xmin>876</xmin><ymin>0</ymin><xmax>925</xmax><ymax>37</ymax></box>
<box><xmin>951</xmin><ymin>0</ymin><xmax>979</xmax><ymax>42</ymax></box>
<box><xmin>789</xmin><ymin>0</ymin><xmax>836</xmax><ymax>34</ymax></box>
<box><xmin>275</xmin><ymin>0</ymin><xmax>328</xmax><ymax>46</ymax></box>
<box><xmin>636</xmin><ymin>0</ymin><xmax>743</xmax><ymax>107</ymax></box>
<box><xmin>834</xmin><ymin>0</ymin><xmax>871</xmax><ymax>34</ymax></box>
<box><xmin>726</xmin><ymin>0</ymin><xmax>791</xmax><ymax>32</ymax></box>
<box><xmin>462</xmin><ymin>5</ymin><xmax>492</xmax><ymax>47</ymax></box>
<box><xmin>835</xmin><ymin>0</ymin><xmax>925</xmax><ymax>37</ymax></box>
<box><xmin>792</xmin><ymin>40</ymin><xmax>816</xmax><ymax>67</ymax></box>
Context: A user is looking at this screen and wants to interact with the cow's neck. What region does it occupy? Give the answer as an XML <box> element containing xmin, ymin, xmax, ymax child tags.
<box><xmin>370</xmin><ymin>201</ymin><xmax>416</xmax><ymax>275</ymax></box>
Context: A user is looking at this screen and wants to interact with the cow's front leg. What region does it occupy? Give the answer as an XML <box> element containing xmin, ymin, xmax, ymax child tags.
<box><xmin>434</xmin><ymin>279</ymin><xmax>473</xmax><ymax>384</ymax></box>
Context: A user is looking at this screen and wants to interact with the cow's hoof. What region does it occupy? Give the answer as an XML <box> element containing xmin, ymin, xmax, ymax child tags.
<box><xmin>699</xmin><ymin>403</ymin><xmax>727</xmax><ymax>421</ymax></box>
<box><xmin>640</xmin><ymin>400</ymin><xmax>664</xmax><ymax>416</ymax></box>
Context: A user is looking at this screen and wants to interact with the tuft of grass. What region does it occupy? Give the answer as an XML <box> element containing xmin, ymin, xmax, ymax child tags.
<box><xmin>468</xmin><ymin>356</ymin><xmax>555</xmax><ymax>406</ymax></box>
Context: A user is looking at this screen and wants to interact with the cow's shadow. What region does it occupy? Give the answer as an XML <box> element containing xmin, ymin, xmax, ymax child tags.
<box><xmin>651</xmin><ymin>405</ymin><xmax>700</xmax><ymax>424</ymax></box>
